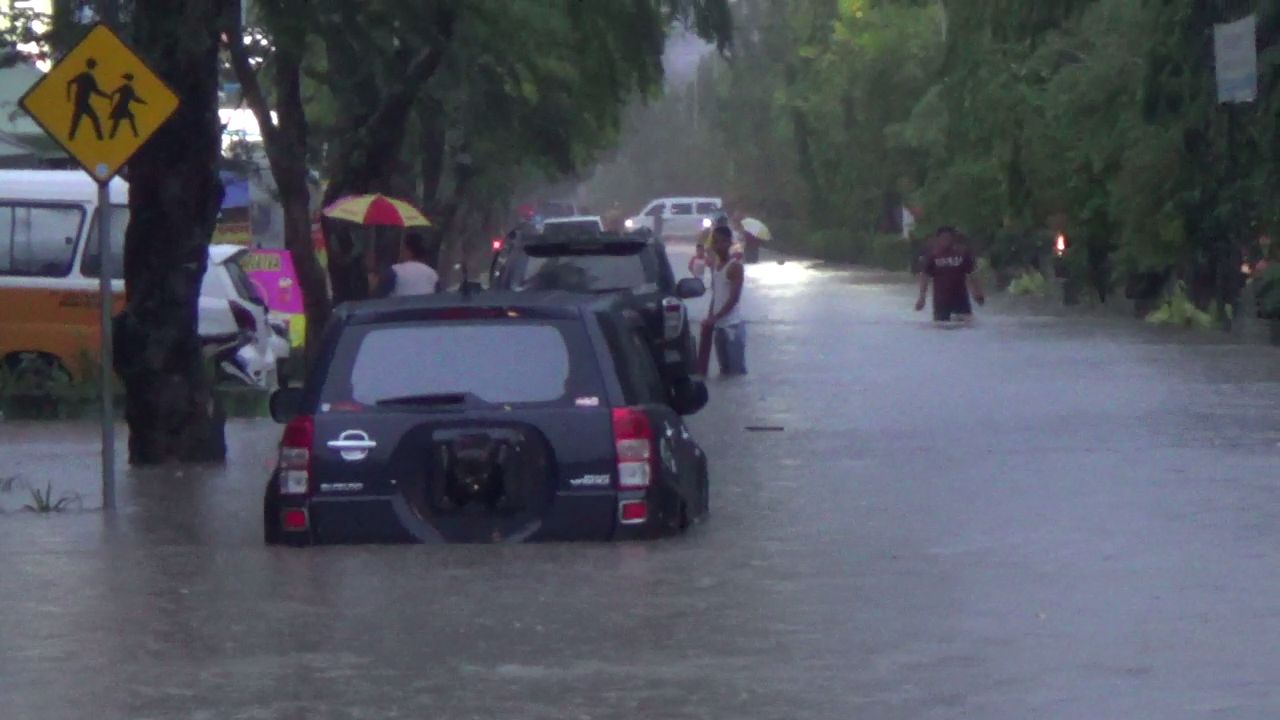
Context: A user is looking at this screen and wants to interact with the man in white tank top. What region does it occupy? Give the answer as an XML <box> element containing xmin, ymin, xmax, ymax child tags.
<box><xmin>372</xmin><ymin>233</ymin><xmax>439</xmax><ymax>298</ymax></box>
<box><xmin>703</xmin><ymin>225</ymin><xmax>747</xmax><ymax>375</ymax></box>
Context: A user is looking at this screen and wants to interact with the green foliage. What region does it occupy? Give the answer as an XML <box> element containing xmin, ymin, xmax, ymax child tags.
<box><xmin>1146</xmin><ymin>282</ymin><xmax>1216</xmax><ymax>329</ymax></box>
<box><xmin>0</xmin><ymin>353</ymin><xmax>104</xmax><ymax>420</ymax></box>
<box><xmin>1008</xmin><ymin>270</ymin><xmax>1049</xmax><ymax>297</ymax></box>
<box><xmin>869</xmin><ymin>234</ymin><xmax>913</xmax><ymax>272</ymax></box>
<box><xmin>808</xmin><ymin>228</ymin><xmax>867</xmax><ymax>264</ymax></box>
<box><xmin>682</xmin><ymin>0</ymin><xmax>1274</xmax><ymax>318</ymax></box>
<box><xmin>987</xmin><ymin>228</ymin><xmax>1049</xmax><ymax>276</ymax></box>
<box><xmin>1256</xmin><ymin>266</ymin><xmax>1280</xmax><ymax>319</ymax></box>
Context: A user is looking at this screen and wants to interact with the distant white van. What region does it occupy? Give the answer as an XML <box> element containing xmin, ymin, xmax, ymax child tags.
<box><xmin>624</xmin><ymin>197</ymin><xmax>723</xmax><ymax>240</ymax></box>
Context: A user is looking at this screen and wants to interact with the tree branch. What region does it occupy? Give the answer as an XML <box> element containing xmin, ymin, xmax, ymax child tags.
<box><xmin>223</xmin><ymin>26</ymin><xmax>278</xmax><ymax>147</ymax></box>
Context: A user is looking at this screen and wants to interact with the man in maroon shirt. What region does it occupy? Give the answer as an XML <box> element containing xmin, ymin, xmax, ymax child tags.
<box><xmin>915</xmin><ymin>226</ymin><xmax>985</xmax><ymax>322</ymax></box>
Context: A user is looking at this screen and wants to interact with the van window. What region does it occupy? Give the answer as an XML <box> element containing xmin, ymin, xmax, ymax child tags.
<box><xmin>669</xmin><ymin>203</ymin><xmax>694</xmax><ymax>216</ymax></box>
<box><xmin>81</xmin><ymin>206</ymin><xmax>129</xmax><ymax>279</ymax></box>
<box><xmin>0</xmin><ymin>203</ymin><xmax>84</xmax><ymax>278</ymax></box>
<box><xmin>695</xmin><ymin>202</ymin><xmax>720</xmax><ymax>215</ymax></box>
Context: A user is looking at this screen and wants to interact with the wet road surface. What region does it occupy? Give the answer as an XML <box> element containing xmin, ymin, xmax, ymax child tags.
<box><xmin>3</xmin><ymin>249</ymin><xmax>1280</xmax><ymax>719</ymax></box>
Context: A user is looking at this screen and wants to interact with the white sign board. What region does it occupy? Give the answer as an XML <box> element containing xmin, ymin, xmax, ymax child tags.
<box><xmin>1215</xmin><ymin>15</ymin><xmax>1257</xmax><ymax>104</ymax></box>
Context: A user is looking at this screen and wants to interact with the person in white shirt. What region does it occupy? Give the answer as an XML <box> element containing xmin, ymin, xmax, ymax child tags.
<box><xmin>700</xmin><ymin>226</ymin><xmax>746</xmax><ymax>376</ymax></box>
<box><xmin>372</xmin><ymin>233</ymin><xmax>439</xmax><ymax>298</ymax></box>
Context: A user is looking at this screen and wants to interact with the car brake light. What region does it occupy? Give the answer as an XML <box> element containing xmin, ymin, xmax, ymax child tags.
<box><xmin>661</xmin><ymin>297</ymin><xmax>683</xmax><ymax>341</ymax></box>
<box><xmin>612</xmin><ymin>407</ymin><xmax>653</xmax><ymax>489</ymax></box>
<box><xmin>619</xmin><ymin>499</ymin><xmax>648</xmax><ymax>524</ymax></box>
<box><xmin>229</xmin><ymin>300</ymin><xmax>256</xmax><ymax>333</ymax></box>
<box><xmin>492</xmin><ymin>237</ymin><xmax>504</xmax><ymax>252</ymax></box>
<box><xmin>278</xmin><ymin>415</ymin><xmax>313</xmax><ymax>496</ymax></box>
<box><xmin>281</xmin><ymin>508</ymin><xmax>309</xmax><ymax>532</ymax></box>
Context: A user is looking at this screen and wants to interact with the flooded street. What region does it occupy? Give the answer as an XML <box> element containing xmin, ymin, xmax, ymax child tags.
<box><xmin>3</xmin><ymin>253</ymin><xmax>1280</xmax><ymax>719</ymax></box>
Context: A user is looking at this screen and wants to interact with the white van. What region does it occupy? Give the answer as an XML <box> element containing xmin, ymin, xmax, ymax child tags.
<box><xmin>0</xmin><ymin>170</ymin><xmax>286</xmax><ymax>389</ymax></box>
<box><xmin>624</xmin><ymin>197</ymin><xmax>723</xmax><ymax>240</ymax></box>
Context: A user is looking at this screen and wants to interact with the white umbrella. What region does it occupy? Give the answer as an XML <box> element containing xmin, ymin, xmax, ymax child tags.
<box><xmin>741</xmin><ymin>217</ymin><xmax>772</xmax><ymax>242</ymax></box>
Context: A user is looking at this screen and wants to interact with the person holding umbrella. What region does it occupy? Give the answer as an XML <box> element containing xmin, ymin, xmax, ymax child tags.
<box><xmin>372</xmin><ymin>233</ymin><xmax>439</xmax><ymax>297</ymax></box>
<box><xmin>322</xmin><ymin>192</ymin><xmax>437</xmax><ymax>298</ymax></box>
<box><xmin>738</xmin><ymin>215</ymin><xmax>772</xmax><ymax>265</ymax></box>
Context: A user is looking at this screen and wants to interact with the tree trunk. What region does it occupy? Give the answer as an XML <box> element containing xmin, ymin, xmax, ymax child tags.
<box><xmin>114</xmin><ymin>0</ymin><xmax>228</xmax><ymax>465</ymax></box>
<box><xmin>418</xmin><ymin>99</ymin><xmax>448</xmax><ymax>214</ymax></box>
<box><xmin>280</xmin><ymin>175</ymin><xmax>330</xmax><ymax>366</ymax></box>
<box><xmin>225</xmin><ymin>7</ymin><xmax>331</xmax><ymax>369</ymax></box>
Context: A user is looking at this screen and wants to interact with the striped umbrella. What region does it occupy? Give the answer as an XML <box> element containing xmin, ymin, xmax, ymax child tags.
<box><xmin>322</xmin><ymin>193</ymin><xmax>432</xmax><ymax>228</ymax></box>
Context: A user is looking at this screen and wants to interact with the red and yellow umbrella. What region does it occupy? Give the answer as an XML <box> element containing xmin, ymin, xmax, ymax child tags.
<box><xmin>322</xmin><ymin>193</ymin><xmax>432</xmax><ymax>228</ymax></box>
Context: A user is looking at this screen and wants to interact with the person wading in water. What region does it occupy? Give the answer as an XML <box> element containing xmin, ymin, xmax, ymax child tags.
<box><xmin>915</xmin><ymin>226</ymin><xmax>985</xmax><ymax>323</ymax></box>
<box><xmin>698</xmin><ymin>226</ymin><xmax>747</xmax><ymax>376</ymax></box>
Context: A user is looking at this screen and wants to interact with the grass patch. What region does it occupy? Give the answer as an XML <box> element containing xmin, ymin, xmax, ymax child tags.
<box><xmin>1008</xmin><ymin>270</ymin><xmax>1049</xmax><ymax>297</ymax></box>
<box><xmin>23</xmin><ymin>481</ymin><xmax>82</xmax><ymax>513</ymax></box>
<box><xmin>0</xmin><ymin>476</ymin><xmax>83</xmax><ymax>513</ymax></box>
<box><xmin>1145</xmin><ymin>281</ymin><xmax>1218</xmax><ymax>329</ymax></box>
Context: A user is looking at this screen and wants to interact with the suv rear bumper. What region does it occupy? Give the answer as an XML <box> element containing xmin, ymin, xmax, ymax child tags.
<box><xmin>274</xmin><ymin>490</ymin><xmax>669</xmax><ymax>544</ymax></box>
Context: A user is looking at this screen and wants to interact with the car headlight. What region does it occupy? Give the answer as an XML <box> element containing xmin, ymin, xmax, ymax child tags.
<box><xmin>624</xmin><ymin>218</ymin><xmax>635</xmax><ymax>229</ymax></box>
<box><xmin>702</xmin><ymin>218</ymin><xmax>712</xmax><ymax>230</ymax></box>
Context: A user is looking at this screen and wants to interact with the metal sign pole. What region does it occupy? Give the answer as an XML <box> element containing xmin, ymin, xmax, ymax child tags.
<box><xmin>98</xmin><ymin>181</ymin><xmax>116</xmax><ymax>511</ymax></box>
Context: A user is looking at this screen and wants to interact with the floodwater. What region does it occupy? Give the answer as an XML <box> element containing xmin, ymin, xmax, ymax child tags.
<box><xmin>2</xmin><ymin>248</ymin><xmax>1279</xmax><ymax>719</ymax></box>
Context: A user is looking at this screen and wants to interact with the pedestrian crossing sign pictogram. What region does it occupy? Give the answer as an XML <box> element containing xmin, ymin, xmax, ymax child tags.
<box><xmin>19</xmin><ymin>23</ymin><xmax>179</xmax><ymax>183</ymax></box>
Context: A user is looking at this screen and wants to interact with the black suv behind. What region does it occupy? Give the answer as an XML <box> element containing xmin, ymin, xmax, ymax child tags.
<box><xmin>264</xmin><ymin>291</ymin><xmax>710</xmax><ymax>545</ymax></box>
<box><xmin>489</xmin><ymin>233</ymin><xmax>704</xmax><ymax>389</ymax></box>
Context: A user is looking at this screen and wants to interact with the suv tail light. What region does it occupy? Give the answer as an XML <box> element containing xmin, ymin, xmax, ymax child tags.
<box><xmin>661</xmin><ymin>297</ymin><xmax>683</xmax><ymax>341</ymax></box>
<box><xmin>612</xmin><ymin>407</ymin><xmax>653</xmax><ymax>489</ymax></box>
<box><xmin>229</xmin><ymin>300</ymin><xmax>257</xmax><ymax>333</ymax></box>
<box><xmin>278</xmin><ymin>415</ymin><xmax>313</xmax><ymax>496</ymax></box>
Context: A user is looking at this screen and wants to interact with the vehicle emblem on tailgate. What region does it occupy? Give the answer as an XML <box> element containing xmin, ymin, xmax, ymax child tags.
<box><xmin>570</xmin><ymin>474</ymin><xmax>612</xmax><ymax>487</ymax></box>
<box><xmin>327</xmin><ymin>430</ymin><xmax>377</xmax><ymax>462</ymax></box>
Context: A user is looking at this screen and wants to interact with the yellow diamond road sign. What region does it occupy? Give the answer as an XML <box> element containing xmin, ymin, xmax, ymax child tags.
<box><xmin>20</xmin><ymin>24</ymin><xmax>179</xmax><ymax>183</ymax></box>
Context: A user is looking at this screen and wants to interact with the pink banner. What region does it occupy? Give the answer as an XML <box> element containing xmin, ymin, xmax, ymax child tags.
<box><xmin>242</xmin><ymin>249</ymin><xmax>304</xmax><ymax>315</ymax></box>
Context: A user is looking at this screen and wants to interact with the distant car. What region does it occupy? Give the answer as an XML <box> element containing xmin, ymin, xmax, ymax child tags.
<box><xmin>624</xmin><ymin>197</ymin><xmax>723</xmax><ymax>241</ymax></box>
<box><xmin>538</xmin><ymin>200</ymin><xmax>581</xmax><ymax>219</ymax></box>
<box><xmin>489</xmin><ymin>232</ymin><xmax>705</xmax><ymax>390</ymax></box>
<box><xmin>262</xmin><ymin>291</ymin><xmax>710</xmax><ymax>545</ymax></box>
<box><xmin>541</xmin><ymin>216</ymin><xmax>605</xmax><ymax>237</ymax></box>
<box><xmin>201</xmin><ymin>244</ymin><xmax>289</xmax><ymax>389</ymax></box>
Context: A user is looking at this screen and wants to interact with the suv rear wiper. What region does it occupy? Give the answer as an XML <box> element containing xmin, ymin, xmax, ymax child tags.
<box><xmin>375</xmin><ymin>392</ymin><xmax>474</xmax><ymax>408</ymax></box>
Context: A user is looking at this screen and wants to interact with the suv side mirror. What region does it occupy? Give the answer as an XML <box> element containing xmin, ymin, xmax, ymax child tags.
<box><xmin>676</xmin><ymin>278</ymin><xmax>706</xmax><ymax>299</ymax></box>
<box><xmin>269</xmin><ymin>387</ymin><xmax>304</xmax><ymax>424</ymax></box>
<box><xmin>669</xmin><ymin>377</ymin><xmax>709</xmax><ymax>416</ymax></box>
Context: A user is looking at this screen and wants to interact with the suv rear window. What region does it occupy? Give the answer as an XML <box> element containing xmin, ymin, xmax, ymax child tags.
<box><xmin>320</xmin><ymin>320</ymin><xmax>602</xmax><ymax>407</ymax></box>
<box><xmin>542</xmin><ymin>220</ymin><xmax>602</xmax><ymax>237</ymax></box>
<box><xmin>539</xmin><ymin>202</ymin><xmax>576</xmax><ymax>218</ymax></box>
<box><xmin>507</xmin><ymin>243</ymin><xmax>660</xmax><ymax>293</ymax></box>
